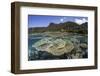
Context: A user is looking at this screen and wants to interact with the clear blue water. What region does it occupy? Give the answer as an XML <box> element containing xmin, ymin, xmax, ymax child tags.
<box><xmin>28</xmin><ymin>36</ymin><xmax>41</xmax><ymax>55</ymax></box>
<box><xmin>28</xmin><ymin>34</ymin><xmax>88</xmax><ymax>60</ymax></box>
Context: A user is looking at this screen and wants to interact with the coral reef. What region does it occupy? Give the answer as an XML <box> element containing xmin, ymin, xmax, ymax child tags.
<box><xmin>28</xmin><ymin>33</ymin><xmax>88</xmax><ymax>60</ymax></box>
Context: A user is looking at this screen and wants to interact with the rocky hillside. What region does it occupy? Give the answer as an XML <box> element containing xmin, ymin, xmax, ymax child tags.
<box><xmin>28</xmin><ymin>21</ymin><xmax>88</xmax><ymax>34</ymax></box>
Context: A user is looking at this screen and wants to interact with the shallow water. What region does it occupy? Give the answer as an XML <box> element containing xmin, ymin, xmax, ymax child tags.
<box><xmin>28</xmin><ymin>33</ymin><xmax>88</xmax><ymax>61</ymax></box>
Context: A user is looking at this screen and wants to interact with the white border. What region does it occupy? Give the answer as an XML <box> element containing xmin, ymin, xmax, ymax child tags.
<box><xmin>20</xmin><ymin>6</ymin><xmax>95</xmax><ymax>70</ymax></box>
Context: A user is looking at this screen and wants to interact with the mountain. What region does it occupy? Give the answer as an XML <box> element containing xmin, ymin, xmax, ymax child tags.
<box><xmin>28</xmin><ymin>21</ymin><xmax>88</xmax><ymax>34</ymax></box>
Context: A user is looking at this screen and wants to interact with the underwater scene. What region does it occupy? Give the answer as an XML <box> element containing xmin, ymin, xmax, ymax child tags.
<box><xmin>28</xmin><ymin>15</ymin><xmax>88</xmax><ymax>61</ymax></box>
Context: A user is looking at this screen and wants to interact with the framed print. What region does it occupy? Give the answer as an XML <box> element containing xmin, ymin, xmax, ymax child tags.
<box><xmin>11</xmin><ymin>2</ymin><xmax>98</xmax><ymax>74</ymax></box>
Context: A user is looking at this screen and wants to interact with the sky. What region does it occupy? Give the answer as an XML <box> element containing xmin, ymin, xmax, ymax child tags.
<box><xmin>28</xmin><ymin>15</ymin><xmax>88</xmax><ymax>28</ymax></box>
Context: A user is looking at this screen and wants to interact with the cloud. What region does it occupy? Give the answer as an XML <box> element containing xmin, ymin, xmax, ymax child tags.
<box><xmin>75</xmin><ymin>18</ymin><xmax>87</xmax><ymax>25</ymax></box>
<box><xmin>60</xmin><ymin>18</ymin><xmax>64</xmax><ymax>22</ymax></box>
<box><xmin>60</xmin><ymin>17</ymin><xmax>67</xmax><ymax>22</ymax></box>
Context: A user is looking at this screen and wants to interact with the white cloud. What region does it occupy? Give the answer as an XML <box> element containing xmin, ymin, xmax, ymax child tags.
<box><xmin>60</xmin><ymin>17</ymin><xmax>67</xmax><ymax>22</ymax></box>
<box><xmin>60</xmin><ymin>18</ymin><xmax>64</xmax><ymax>22</ymax></box>
<box><xmin>75</xmin><ymin>18</ymin><xmax>87</xmax><ymax>25</ymax></box>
